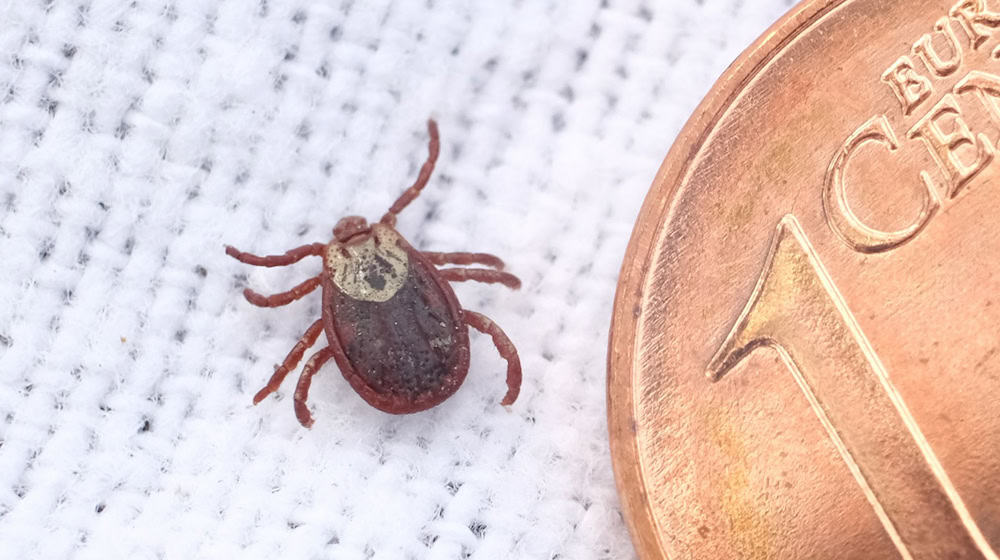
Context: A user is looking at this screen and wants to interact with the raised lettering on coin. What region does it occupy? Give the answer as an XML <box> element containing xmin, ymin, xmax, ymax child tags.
<box><xmin>908</xmin><ymin>93</ymin><xmax>995</xmax><ymax>198</ymax></box>
<box><xmin>823</xmin><ymin>116</ymin><xmax>941</xmax><ymax>253</ymax></box>
<box><xmin>882</xmin><ymin>57</ymin><xmax>933</xmax><ymax>115</ymax></box>
<box><xmin>913</xmin><ymin>17</ymin><xmax>964</xmax><ymax>76</ymax></box>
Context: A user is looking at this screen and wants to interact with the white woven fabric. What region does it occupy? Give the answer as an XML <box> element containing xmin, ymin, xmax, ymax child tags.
<box><xmin>0</xmin><ymin>1</ymin><xmax>793</xmax><ymax>558</ymax></box>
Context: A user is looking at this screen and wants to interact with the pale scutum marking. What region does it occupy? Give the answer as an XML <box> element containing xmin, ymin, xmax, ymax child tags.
<box><xmin>326</xmin><ymin>224</ymin><xmax>409</xmax><ymax>303</ymax></box>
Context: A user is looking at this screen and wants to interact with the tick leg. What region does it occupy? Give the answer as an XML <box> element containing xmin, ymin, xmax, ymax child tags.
<box><xmin>243</xmin><ymin>276</ymin><xmax>321</xmax><ymax>308</ymax></box>
<box><xmin>225</xmin><ymin>243</ymin><xmax>326</xmax><ymax>267</ymax></box>
<box><xmin>252</xmin><ymin>319</ymin><xmax>324</xmax><ymax>405</ymax></box>
<box><xmin>380</xmin><ymin>119</ymin><xmax>440</xmax><ymax>226</ymax></box>
<box><xmin>294</xmin><ymin>346</ymin><xmax>335</xmax><ymax>428</ymax></box>
<box><xmin>423</xmin><ymin>251</ymin><xmax>505</xmax><ymax>270</ymax></box>
<box><xmin>438</xmin><ymin>268</ymin><xmax>521</xmax><ymax>290</ymax></box>
<box><xmin>464</xmin><ymin>310</ymin><xmax>521</xmax><ymax>406</ymax></box>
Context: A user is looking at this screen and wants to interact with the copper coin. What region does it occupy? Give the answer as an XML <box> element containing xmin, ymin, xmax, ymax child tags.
<box><xmin>608</xmin><ymin>0</ymin><xmax>1000</xmax><ymax>558</ymax></box>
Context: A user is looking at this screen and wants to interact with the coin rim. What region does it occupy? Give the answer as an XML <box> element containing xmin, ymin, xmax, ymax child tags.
<box><xmin>606</xmin><ymin>0</ymin><xmax>848</xmax><ymax>556</ymax></box>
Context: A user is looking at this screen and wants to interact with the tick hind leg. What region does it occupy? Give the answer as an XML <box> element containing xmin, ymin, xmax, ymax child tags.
<box><xmin>464</xmin><ymin>310</ymin><xmax>522</xmax><ymax>405</ymax></box>
<box><xmin>294</xmin><ymin>346</ymin><xmax>335</xmax><ymax>428</ymax></box>
<box><xmin>253</xmin><ymin>319</ymin><xmax>324</xmax><ymax>405</ymax></box>
<box><xmin>225</xmin><ymin>243</ymin><xmax>326</xmax><ymax>267</ymax></box>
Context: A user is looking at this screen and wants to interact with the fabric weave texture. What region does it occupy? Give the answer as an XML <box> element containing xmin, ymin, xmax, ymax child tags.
<box><xmin>0</xmin><ymin>1</ymin><xmax>793</xmax><ymax>558</ymax></box>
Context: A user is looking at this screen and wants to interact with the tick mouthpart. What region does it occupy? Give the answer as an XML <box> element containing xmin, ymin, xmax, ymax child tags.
<box><xmin>333</xmin><ymin>215</ymin><xmax>370</xmax><ymax>243</ymax></box>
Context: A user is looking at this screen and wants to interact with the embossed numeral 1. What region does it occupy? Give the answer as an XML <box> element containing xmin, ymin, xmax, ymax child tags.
<box><xmin>707</xmin><ymin>215</ymin><xmax>997</xmax><ymax>560</ymax></box>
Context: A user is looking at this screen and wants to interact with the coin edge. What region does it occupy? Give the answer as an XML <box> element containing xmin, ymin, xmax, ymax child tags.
<box><xmin>606</xmin><ymin>1</ymin><xmax>850</xmax><ymax>556</ymax></box>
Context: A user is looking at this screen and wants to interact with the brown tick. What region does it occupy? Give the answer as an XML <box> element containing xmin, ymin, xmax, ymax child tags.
<box><xmin>226</xmin><ymin>119</ymin><xmax>522</xmax><ymax>427</ymax></box>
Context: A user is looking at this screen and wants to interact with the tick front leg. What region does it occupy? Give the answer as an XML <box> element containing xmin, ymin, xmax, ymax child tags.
<box><xmin>464</xmin><ymin>310</ymin><xmax>522</xmax><ymax>406</ymax></box>
<box><xmin>294</xmin><ymin>346</ymin><xmax>335</xmax><ymax>428</ymax></box>
<box><xmin>243</xmin><ymin>276</ymin><xmax>321</xmax><ymax>307</ymax></box>
<box><xmin>438</xmin><ymin>268</ymin><xmax>521</xmax><ymax>290</ymax></box>
<box><xmin>253</xmin><ymin>319</ymin><xmax>324</xmax><ymax>405</ymax></box>
<box><xmin>225</xmin><ymin>243</ymin><xmax>326</xmax><ymax>267</ymax></box>
<box><xmin>423</xmin><ymin>251</ymin><xmax>506</xmax><ymax>269</ymax></box>
<box><xmin>381</xmin><ymin>119</ymin><xmax>440</xmax><ymax>226</ymax></box>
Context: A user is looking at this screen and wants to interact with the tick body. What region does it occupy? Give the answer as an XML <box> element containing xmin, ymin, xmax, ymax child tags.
<box><xmin>226</xmin><ymin>120</ymin><xmax>522</xmax><ymax>426</ymax></box>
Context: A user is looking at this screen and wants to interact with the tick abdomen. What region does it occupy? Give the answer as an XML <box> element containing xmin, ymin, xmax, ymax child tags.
<box><xmin>325</xmin><ymin>231</ymin><xmax>470</xmax><ymax>409</ymax></box>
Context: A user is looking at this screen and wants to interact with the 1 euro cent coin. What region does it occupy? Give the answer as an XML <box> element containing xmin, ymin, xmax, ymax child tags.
<box><xmin>608</xmin><ymin>0</ymin><xmax>1000</xmax><ymax>557</ymax></box>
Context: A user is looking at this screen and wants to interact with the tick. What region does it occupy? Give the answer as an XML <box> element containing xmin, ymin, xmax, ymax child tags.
<box><xmin>226</xmin><ymin>119</ymin><xmax>522</xmax><ymax>427</ymax></box>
